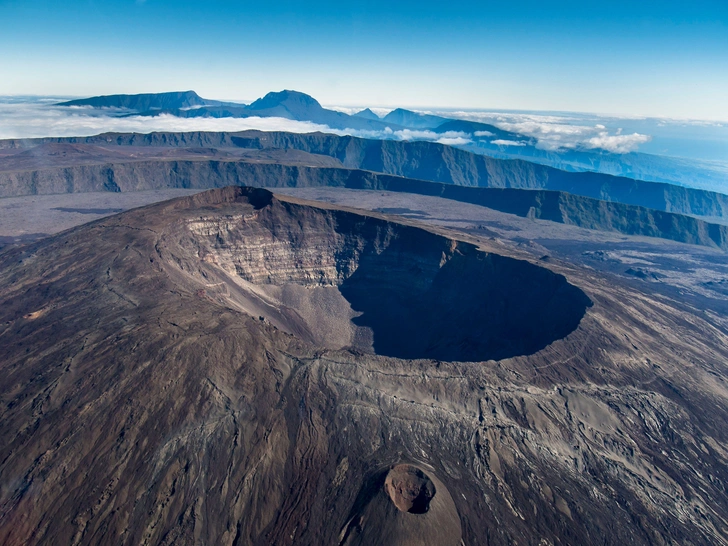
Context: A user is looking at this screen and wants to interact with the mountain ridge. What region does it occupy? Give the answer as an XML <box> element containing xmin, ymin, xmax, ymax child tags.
<box><xmin>56</xmin><ymin>90</ymin><xmax>726</xmax><ymax>190</ymax></box>
<box><xmin>61</xmin><ymin>90</ymin><xmax>399</xmax><ymax>132</ymax></box>
<box><xmin>4</xmin><ymin>130</ymin><xmax>724</xmax><ymax>218</ymax></box>
<box><xmin>382</xmin><ymin>108</ymin><xmax>448</xmax><ymax>129</ymax></box>
<box><xmin>1</xmin><ymin>153</ymin><xmax>727</xmax><ymax>251</ymax></box>
<box><xmin>57</xmin><ymin>90</ymin><xmax>238</xmax><ymax>110</ymax></box>
<box><xmin>354</xmin><ymin>108</ymin><xmax>381</xmax><ymax>120</ymax></box>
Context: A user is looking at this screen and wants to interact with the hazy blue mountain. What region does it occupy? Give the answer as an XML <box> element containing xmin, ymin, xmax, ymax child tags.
<box><xmin>354</xmin><ymin>108</ymin><xmax>381</xmax><ymax>120</ymax></box>
<box><xmin>55</xmin><ymin>90</ymin><xmax>727</xmax><ymax>191</ymax></box>
<box><xmin>132</xmin><ymin>90</ymin><xmax>397</xmax><ymax>131</ymax></box>
<box><xmin>57</xmin><ymin>90</ymin><xmax>237</xmax><ymax>111</ymax></box>
<box><xmin>457</xmin><ymin>138</ymin><xmax>728</xmax><ymax>192</ymax></box>
<box><xmin>434</xmin><ymin>119</ymin><xmax>522</xmax><ymax>141</ymax></box>
<box><xmin>241</xmin><ymin>90</ymin><xmax>389</xmax><ymax>130</ymax></box>
<box><xmin>382</xmin><ymin>108</ymin><xmax>447</xmax><ymax>129</ymax></box>
<box><xmin>431</xmin><ymin>120</ymin><xmax>727</xmax><ymax>192</ymax></box>
<box><xmin>243</xmin><ymin>91</ymin><xmax>411</xmax><ymax>131</ymax></box>
<box><xmin>246</xmin><ymin>89</ymin><xmax>323</xmax><ymax>116</ymax></box>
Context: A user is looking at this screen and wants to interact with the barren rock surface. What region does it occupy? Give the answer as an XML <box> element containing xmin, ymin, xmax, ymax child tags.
<box><xmin>384</xmin><ymin>465</ymin><xmax>436</xmax><ymax>513</ymax></box>
<box><xmin>3</xmin><ymin>130</ymin><xmax>728</xmax><ymax>218</ymax></box>
<box><xmin>1</xmin><ymin>187</ymin><xmax>728</xmax><ymax>545</ymax></box>
<box><xmin>171</xmin><ymin>191</ymin><xmax>590</xmax><ymax>361</ymax></box>
<box><xmin>3</xmin><ymin>146</ymin><xmax>728</xmax><ymax>252</ymax></box>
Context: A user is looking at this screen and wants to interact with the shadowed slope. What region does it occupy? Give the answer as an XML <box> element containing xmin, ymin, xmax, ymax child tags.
<box><xmin>2</xmin><ymin>152</ymin><xmax>727</xmax><ymax>251</ymax></box>
<box><xmin>2</xmin><ymin>130</ymin><xmax>728</xmax><ymax>219</ymax></box>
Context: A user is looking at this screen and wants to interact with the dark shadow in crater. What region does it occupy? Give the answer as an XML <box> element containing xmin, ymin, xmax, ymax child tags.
<box><xmin>339</xmin><ymin>240</ymin><xmax>592</xmax><ymax>362</ymax></box>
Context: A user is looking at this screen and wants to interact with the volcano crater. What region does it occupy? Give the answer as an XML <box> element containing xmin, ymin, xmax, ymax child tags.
<box><xmin>171</xmin><ymin>187</ymin><xmax>591</xmax><ymax>362</ymax></box>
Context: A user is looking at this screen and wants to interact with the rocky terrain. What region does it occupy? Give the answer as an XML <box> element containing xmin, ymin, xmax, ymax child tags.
<box><xmin>1</xmin><ymin>186</ymin><xmax>728</xmax><ymax>545</ymax></box>
<box><xmin>2</xmin><ymin>130</ymin><xmax>727</xmax><ymax>218</ymax></box>
<box><xmin>2</xmin><ymin>142</ymin><xmax>728</xmax><ymax>252</ymax></box>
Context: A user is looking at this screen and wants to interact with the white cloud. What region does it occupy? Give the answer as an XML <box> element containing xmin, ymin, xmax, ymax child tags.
<box><xmin>583</xmin><ymin>132</ymin><xmax>652</xmax><ymax>154</ymax></box>
<box><xmin>433</xmin><ymin>110</ymin><xmax>653</xmax><ymax>154</ymax></box>
<box><xmin>0</xmin><ymin>100</ymin><xmax>339</xmax><ymax>139</ymax></box>
<box><xmin>392</xmin><ymin>129</ymin><xmax>469</xmax><ymax>141</ymax></box>
<box><xmin>436</xmin><ymin>137</ymin><xmax>473</xmax><ymax>146</ymax></box>
<box><xmin>341</xmin><ymin>127</ymin><xmax>471</xmax><ymax>144</ymax></box>
<box><xmin>0</xmin><ymin>100</ymin><xmax>477</xmax><ymax>153</ymax></box>
<box><xmin>474</xmin><ymin>130</ymin><xmax>494</xmax><ymax>137</ymax></box>
<box><xmin>389</xmin><ymin>129</ymin><xmax>439</xmax><ymax>140</ymax></box>
<box><xmin>325</xmin><ymin>105</ymin><xmax>361</xmax><ymax>115</ymax></box>
<box><xmin>0</xmin><ymin>99</ymin><xmax>653</xmax><ymax>155</ymax></box>
<box><xmin>491</xmin><ymin>139</ymin><xmax>526</xmax><ymax>147</ymax></box>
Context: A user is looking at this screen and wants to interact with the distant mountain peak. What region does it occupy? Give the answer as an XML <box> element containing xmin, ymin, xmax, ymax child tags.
<box><xmin>58</xmin><ymin>90</ymin><xmax>213</xmax><ymax>111</ymax></box>
<box><xmin>387</xmin><ymin>107</ymin><xmax>420</xmax><ymax>116</ymax></box>
<box><xmin>354</xmin><ymin>108</ymin><xmax>381</xmax><ymax>120</ymax></box>
<box><xmin>382</xmin><ymin>108</ymin><xmax>447</xmax><ymax>129</ymax></box>
<box><xmin>247</xmin><ymin>90</ymin><xmax>322</xmax><ymax>111</ymax></box>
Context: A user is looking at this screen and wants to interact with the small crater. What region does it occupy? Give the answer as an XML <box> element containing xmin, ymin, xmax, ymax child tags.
<box><xmin>384</xmin><ymin>465</ymin><xmax>436</xmax><ymax>514</ymax></box>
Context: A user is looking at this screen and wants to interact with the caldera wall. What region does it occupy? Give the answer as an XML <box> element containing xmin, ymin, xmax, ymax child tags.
<box><xmin>172</xmin><ymin>188</ymin><xmax>592</xmax><ymax>362</ymax></box>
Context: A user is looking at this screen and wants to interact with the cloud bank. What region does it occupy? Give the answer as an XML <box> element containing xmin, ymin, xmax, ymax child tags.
<box><xmin>330</xmin><ymin>105</ymin><xmax>654</xmax><ymax>154</ymax></box>
<box><xmin>439</xmin><ymin>110</ymin><xmax>652</xmax><ymax>154</ymax></box>
<box><xmin>0</xmin><ymin>98</ymin><xmax>647</xmax><ymax>156</ymax></box>
<box><xmin>0</xmin><ymin>100</ymin><xmax>476</xmax><ymax>149</ymax></box>
<box><xmin>0</xmin><ymin>101</ymin><xmax>335</xmax><ymax>140</ymax></box>
<box><xmin>491</xmin><ymin>139</ymin><xmax>527</xmax><ymax>147</ymax></box>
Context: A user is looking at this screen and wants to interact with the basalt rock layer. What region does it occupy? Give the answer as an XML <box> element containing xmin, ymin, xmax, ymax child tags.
<box><xmin>1</xmin><ymin>187</ymin><xmax>728</xmax><ymax>545</ymax></box>
<box><xmin>172</xmin><ymin>189</ymin><xmax>590</xmax><ymax>361</ymax></box>
<box><xmin>2</xmin><ymin>156</ymin><xmax>727</xmax><ymax>251</ymax></box>
<box><xmin>3</xmin><ymin>130</ymin><xmax>728</xmax><ymax>218</ymax></box>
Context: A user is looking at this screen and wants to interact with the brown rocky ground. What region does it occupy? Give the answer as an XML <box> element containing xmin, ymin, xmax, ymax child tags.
<box><xmin>1</xmin><ymin>187</ymin><xmax>728</xmax><ymax>545</ymax></box>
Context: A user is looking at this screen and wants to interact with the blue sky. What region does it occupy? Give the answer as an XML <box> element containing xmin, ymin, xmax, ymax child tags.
<box><xmin>1</xmin><ymin>0</ymin><xmax>727</xmax><ymax>120</ymax></box>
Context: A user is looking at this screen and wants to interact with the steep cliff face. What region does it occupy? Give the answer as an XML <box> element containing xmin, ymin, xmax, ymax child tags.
<box><xmin>2</xmin><ymin>131</ymin><xmax>727</xmax><ymax>217</ymax></box>
<box><xmin>167</xmin><ymin>192</ymin><xmax>590</xmax><ymax>361</ymax></box>
<box><xmin>2</xmin><ymin>158</ymin><xmax>727</xmax><ymax>251</ymax></box>
<box><xmin>1</xmin><ymin>188</ymin><xmax>728</xmax><ymax>545</ymax></box>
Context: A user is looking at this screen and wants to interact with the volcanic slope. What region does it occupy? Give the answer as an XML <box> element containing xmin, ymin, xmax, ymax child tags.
<box><xmin>1</xmin><ymin>187</ymin><xmax>728</xmax><ymax>545</ymax></box>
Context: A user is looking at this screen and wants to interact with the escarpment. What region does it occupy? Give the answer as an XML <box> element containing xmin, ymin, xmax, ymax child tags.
<box><xmin>3</xmin><ymin>130</ymin><xmax>728</xmax><ymax>218</ymax></box>
<box><xmin>2</xmin><ymin>157</ymin><xmax>727</xmax><ymax>251</ymax></box>
<box><xmin>159</xmin><ymin>187</ymin><xmax>591</xmax><ymax>361</ymax></box>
